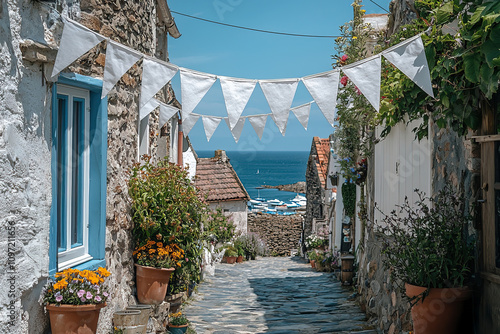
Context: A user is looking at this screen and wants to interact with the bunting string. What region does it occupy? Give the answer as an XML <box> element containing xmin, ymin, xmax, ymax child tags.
<box><xmin>51</xmin><ymin>17</ymin><xmax>434</xmax><ymax>142</ymax></box>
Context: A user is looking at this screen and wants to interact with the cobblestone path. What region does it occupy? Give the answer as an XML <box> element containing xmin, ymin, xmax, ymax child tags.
<box><xmin>183</xmin><ymin>257</ymin><xmax>377</xmax><ymax>334</ymax></box>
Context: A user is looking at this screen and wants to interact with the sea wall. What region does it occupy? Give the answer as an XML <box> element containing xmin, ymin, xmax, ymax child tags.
<box><xmin>248</xmin><ymin>213</ymin><xmax>303</xmax><ymax>256</ymax></box>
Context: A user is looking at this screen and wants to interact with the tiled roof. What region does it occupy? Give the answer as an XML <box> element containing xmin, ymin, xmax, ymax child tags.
<box><xmin>312</xmin><ymin>137</ymin><xmax>330</xmax><ymax>188</ymax></box>
<box><xmin>195</xmin><ymin>156</ymin><xmax>250</xmax><ymax>202</ymax></box>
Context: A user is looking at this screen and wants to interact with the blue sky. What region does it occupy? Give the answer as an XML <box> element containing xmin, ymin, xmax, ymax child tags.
<box><xmin>167</xmin><ymin>0</ymin><xmax>391</xmax><ymax>152</ymax></box>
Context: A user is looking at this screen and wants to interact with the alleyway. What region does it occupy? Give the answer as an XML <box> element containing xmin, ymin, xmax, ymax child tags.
<box><xmin>183</xmin><ymin>257</ymin><xmax>377</xmax><ymax>334</ymax></box>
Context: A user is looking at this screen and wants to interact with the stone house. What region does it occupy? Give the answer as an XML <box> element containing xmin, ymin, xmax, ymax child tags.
<box><xmin>350</xmin><ymin>1</ymin><xmax>499</xmax><ymax>333</ymax></box>
<box><xmin>0</xmin><ymin>0</ymin><xmax>187</xmax><ymax>333</ymax></box>
<box><xmin>195</xmin><ymin>150</ymin><xmax>250</xmax><ymax>235</ymax></box>
<box><xmin>304</xmin><ymin>136</ymin><xmax>332</xmax><ymax>242</ymax></box>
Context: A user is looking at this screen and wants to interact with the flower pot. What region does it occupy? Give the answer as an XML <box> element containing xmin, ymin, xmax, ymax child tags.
<box><xmin>310</xmin><ymin>260</ymin><xmax>315</xmax><ymax>268</ymax></box>
<box><xmin>114</xmin><ymin>310</ymin><xmax>145</xmax><ymax>334</ymax></box>
<box><xmin>168</xmin><ymin>324</ymin><xmax>188</xmax><ymax>334</ymax></box>
<box><xmin>226</xmin><ymin>256</ymin><xmax>237</xmax><ymax>264</ymax></box>
<box><xmin>46</xmin><ymin>303</ymin><xmax>106</xmax><ymax>334</ymax></box>
<box><xmin>165</xmin><ymin>293</ymin><xmax>184</xmax><ymax>314</ymax></box>
<box><xmin>135</xmin><ymin>264</ymin><xmax>175</xmax><ymax>304</ymax></box>
<box><xmin>405</xmin><ymin>283</ymin><xmax>472</xmax><ymax>334</ymax></box>
<box><xmin>125</xmin><ymin>305</ymin><xmax>151</xmax><ymax>334</ymax></box>
<box><xmin>236</xmin><ymin>255</ymin><xmax>244</xmax><ymax>263</ymax></box>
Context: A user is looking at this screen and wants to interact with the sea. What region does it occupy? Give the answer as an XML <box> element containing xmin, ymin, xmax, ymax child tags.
<box><xmin>197</xmin><ymin>151</ymin><xmax>309</xmax><ymax>202</ymax></box>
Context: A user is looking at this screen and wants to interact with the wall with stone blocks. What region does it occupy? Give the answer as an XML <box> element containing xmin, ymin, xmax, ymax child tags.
<box><xmin>248</xmin><ymin>213</ymin><xmax>303</xmax><ymax>256</ymax></box>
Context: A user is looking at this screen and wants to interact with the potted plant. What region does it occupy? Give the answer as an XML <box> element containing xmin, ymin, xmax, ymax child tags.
<box><xmin>304</xmin><ymin>234</ymin><xmax>327</xmax><ymax>251</ymax></box>
<box><xmin>129</xmin><ymin>156</ymin><xmax>207</xmax><ymax>302</ymax></box>
<box><xmin>377</xmin><ymin>187</ymin><xmax>474</xmax><ymax>334</ymax></box>
<box><xmin>224</xmin><ymin>246</ymin><xmax>238</xmax><ymax>264</ymax></box>
<box><xmin>41</xmin><ymin>267</ymin><xmax>111</xmax><ymax>334</ymax></box>
<box><xmin>168</xmin><ymin>311</ymin><xmax>189</xmax><ymax>334</ymax></box>
<box><xmin>133</xmin><ymin>241</ymin><xmax>184</xmax><ymax>304</ymax></box>
<box><xmin>307</xmin><ymin>250</ymin><xmax>318</xmax><ymax>268</ymax></box>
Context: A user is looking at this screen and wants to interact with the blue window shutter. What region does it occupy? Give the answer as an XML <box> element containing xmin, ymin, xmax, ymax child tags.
<box><xmin>49</xmin><ymin>84</ymin><xmax>58</xmax><ymax>277</ymax></box>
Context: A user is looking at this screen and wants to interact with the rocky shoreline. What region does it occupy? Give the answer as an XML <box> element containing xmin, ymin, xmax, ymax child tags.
<box><xmin>262</xmin><ymin>181</ymin><xmax>306</xmax><ymax>194</ymax></box>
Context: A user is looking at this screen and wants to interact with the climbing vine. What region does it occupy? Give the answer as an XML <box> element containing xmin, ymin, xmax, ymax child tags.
<box><xmin>342</xmin><ymin>182</ymin><xmax>357</xmax><ymax>217</ymax></box>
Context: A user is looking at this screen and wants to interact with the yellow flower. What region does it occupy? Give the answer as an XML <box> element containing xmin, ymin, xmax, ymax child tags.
<box><xmin>98</xmin><ymin>267</ymin><xmax>111</xmax><ymax>277</ymax></box>
<box><xmin>353</xmin><ymin>36</ymin><xmax>358</xmax><ymax>40</ymax></box>
<box><xmin>360</xmin><ymin>9</ymin><xmax>366</xmax><ymax>13</ymax></box>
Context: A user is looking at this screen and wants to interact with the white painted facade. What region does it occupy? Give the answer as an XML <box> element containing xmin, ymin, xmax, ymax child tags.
<box><xmin>208</xmin><ymin>201</ymin><xmax>248</xmax><ymax>235</ymax></box>
<box><xmin>373</xmin><ymin>119</ymin><xmax>431</xmax><ymax>226</ymax></box>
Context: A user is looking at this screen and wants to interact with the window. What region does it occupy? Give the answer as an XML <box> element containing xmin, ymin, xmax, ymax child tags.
<box><xmin>49</xmin><ymin>74</ymin><xmax>108</xmax><ymax>275</ymax></box>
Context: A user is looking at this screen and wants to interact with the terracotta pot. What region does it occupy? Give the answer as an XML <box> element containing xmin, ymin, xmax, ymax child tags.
<box><xmin>46</xmin><ymin>303</ymin><xmax>106</xmax><ymax>334</ymax></box>
<box><xmin>236</xmin><ymin>255</ymin><xmax>244</xmax><ymax>263</ymax></box>
<box><xmin>168</xmin><ymin>324</ymin><xmax>189</xmax><ymax>334</ymax></box>
<box><xmin>310</xmin><ymin>260</ymin><xmax>315</xmax><ymax>268</ymax></box>
<box><xmin>135</xmin><ymin>264</ymin><xmax>175</xmax><ymax>304</ymax></box>
<box><xmin>226</xmin><ymin>256</ymin><xmax>237</xmax><ymax>264</ymax></box>
<box><xmin>125</xmin><ymin>305</ymin><xmax>151</xmax><ymax>334</ymax></box>
<box><xmin>405</xmin><ymin>283</ymin><xmax>472</xmax><ymax>334</ymax></box>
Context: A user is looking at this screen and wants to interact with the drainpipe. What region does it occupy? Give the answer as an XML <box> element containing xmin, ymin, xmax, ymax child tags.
<box><xmin>177</xmin><ymin>115</ymin><xmax>183</xmax><ymax>166</ymax></box>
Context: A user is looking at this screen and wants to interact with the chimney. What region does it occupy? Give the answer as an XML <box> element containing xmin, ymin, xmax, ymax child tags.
<box><xmin>214</xmin><ymin>150</ymin><xmax>228</xmax><ymax>163</ymax></box>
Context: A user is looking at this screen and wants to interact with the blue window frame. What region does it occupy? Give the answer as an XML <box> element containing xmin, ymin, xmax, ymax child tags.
<box><xmin>49</xmin><ymin>74</ymin><xmax>108</xmax><ymax>275</ymax></box>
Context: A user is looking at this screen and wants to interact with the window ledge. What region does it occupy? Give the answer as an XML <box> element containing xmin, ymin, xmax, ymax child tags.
<box><xmin>73</xmin><ymin>259</ymin><xmax>107</xmax><ymax>271</ymax></box>
<box><xmin>480</xmin><ymin>271</ymin><xmax>500</xmax><ymax>285</ymax></box>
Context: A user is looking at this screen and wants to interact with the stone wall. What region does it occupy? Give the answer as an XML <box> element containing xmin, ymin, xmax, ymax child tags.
<box><xmin>305</xmin><ymin>152</ymin><xmax>323</xmax><ymax>239</ymax></box>
<box><xmin>248</xmin><ymin>213</ymin><xmax>303</xmax><ymax>256</ymax></box>
<box><xmin>0</xmin><ymin>1</ymin><xmax>177</xmax><ymax>333</ymax></box>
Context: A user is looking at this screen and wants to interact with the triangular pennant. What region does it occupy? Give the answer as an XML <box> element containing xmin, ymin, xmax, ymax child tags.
<box><xmin>52</xmin><ymin>18</ymin><xmax>106</xmax><ymax>78</ymax></box>
<box><xmin>202</xmin><ymin>116</ymin><xmax>222</xmax><ymax>142</ymax></box>
<box><xmin>259</xmin><ymin>79</ymin><xmax>299</xmax><ymax>133</ymax></box>
<box><xmin>159</xmin><ymin>103</ymin><xmax>179</xmax><ymax>128</ymax></box>
<box><xmin>180</xmin><ymin>68</ymin><xmax>217</xmax><ymax>118</ymax></box>
<box><xmin>248</xmin><ymin>115</ymin><xmax>268</xmax><ymax>140</ymax></box>
<box><xmin>270</xmin><ymin>113</ymin><xmax>289</xmax><ymax>136</ymax></box>
<box><xmin>342</xmin><ymin>56</ymin><xmax>382</xmax><ymax>111</ymax></box>
<box><xmin>139</xmin><ymin>98</ymin><xmax>160</xmax><ymax>120</ymax></box>
<box><xmin>224</xmin><ymin>117</ymin><xmax>245</xmax><ymax>143</ymax></box>
<box><xmin>219</xmin><ymin>76</ymin><xmax>257</xmax><ymax>129</ymax></box>
<box><xmin>302</xmin><ymin>70</ymin><xmax>340</xmax><ymax>126</ymax></box>
<box><xmin>291</xmin><ymin>102</ymin><xmax>312</xmax><ymax>130</ymax></box>
<box><xmin>382</xmin><ymin>35</ymin><xmax>434</xmax><ymax>98</ymax></box>
<box><xmin>101</xmin><ymin>40</ymin><xmax>143</xmax><ymax>98</ymax></box>
<box><xmin>140</xmin><ymin>58</ymin><xmax>178</xmax><ymax>112</ymax></box>
<box><xmin>182</xmin><ymin>114</ymin><xmax>200</xmax><ymax>136</ymax></box>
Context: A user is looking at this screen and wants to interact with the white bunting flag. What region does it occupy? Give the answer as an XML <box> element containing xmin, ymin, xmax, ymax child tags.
<box><xmin>101</xmin><ymin>40</ymin><xmax>143</xmax><ymax>98</ymax></box>
<box><xmin>302</xmin><ymin>70</ymin><xmax>340</xmax><ymax>126</ymax></box>
<box><xmin>259</xmin><ymin>79</ymin><xmax>298</xmax><ymax>134</ymax></box>
<box><xmin>225</xmin><ymin>117</ymin><xmax>245</xmax><ymax>143</ymax></box>
<box><xmin>182</xmin><ymin>114</ymin><xmax>200</xmax><ymax>136</ymax></box>
<box><xmin>342</xmin><ymin>56</ymin><xmax>382</xmax><ymax>111</ymax></box>
<box><xmin>180</xmin><ymin>69</ymin><xmax>217</xmax><ymax>118</ymax></box>
<box><xmin>220</xmin><ymin>77</ymin><xmax>257</xmax><ymax>129</ymax></box>
<box><xmin>291</xmin><ymin>102</ymin><xmax>312</xmax><ymax>130</ymax></box>
<box><xmin>382</xmin><ymin>35</ymin><xmax>434</xmax><ymax>98</ymax></box>
<box><xmin>202</xmin><ymin>116</ymin><xmax>222</xmax><ymax>142</ymax></box>
<box><xmin>159</xmin><ymin>103</ymin><xmax>179</xmax><ymax>128</ymax></box>
<box><xmin>248</xmin><ymin>115</ymin><xmax>268</xmax><ymax>140</ymax></box>
<box><xmin>140</xmin><ymin>58</ymin><xmax>178</xmax><ymax>112</ymax></box>
<box><xmin>270</xmin><ymin>113</ymin><xmax>288</xmax><ymax>136</ymax></box>
<box><xmin>52</xmin><ymin>18</ymin><xmax>106</xmax><ymax>78</ymax></box>
<box><xmin>139</xmin><ymin>98</ymin><xmax>160</xmax><ymax>120</ymax></box>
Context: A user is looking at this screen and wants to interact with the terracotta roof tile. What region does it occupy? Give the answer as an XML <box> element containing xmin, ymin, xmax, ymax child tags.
<box><xmin>311</xmin><ymin>137</ymin><xmax>330</xmax><ymax>188</ymax></box>
<box><xmin>194</xmin><ymin>156</ymin><xmax>250</xmax><ymax>202</ymax></box>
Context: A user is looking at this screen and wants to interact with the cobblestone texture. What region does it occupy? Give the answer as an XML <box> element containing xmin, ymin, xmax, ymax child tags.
<box><xmin>184</xmin><ymin>257</ymin><xmax>378</xmax><ymax>334</ymax></box>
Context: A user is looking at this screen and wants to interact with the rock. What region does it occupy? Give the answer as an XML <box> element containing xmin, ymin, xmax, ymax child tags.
<box><xmin>261</xmin><ymin>181</ymin><xmax>306</xmax><ymax>193</ymax></box>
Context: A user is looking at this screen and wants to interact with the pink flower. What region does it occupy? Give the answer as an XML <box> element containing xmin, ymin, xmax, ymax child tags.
<box><xmin>95</xmin><ymin>296</ymin><xmax>102</xmax><ymax>302</ymax></box>
<box><xmin>77</xmin><ymin>290</ymin><xmax>85</xmax><ymax>298</ymax></box>
<box><xmin>86</xmin><ymin>291</ymin><xmax>93</xmax><ymax>300</ymax></box>
<box><xmin>103</xmin><ymin>292</ymin><xmax>109</xmax><ymax>297</ymax></box>
<box><xmin>55</xmin><ymin>295</ymin><xmax>63</xmax><ymax>302</ymax></box>
<box><xmin>80</xmin><ymin>297</ymin><xmax>86</xmax><ymax>302</ymax></box>
<box><xmin>185</xmin><ymin>258</ymin><xmax>189</xmax><ymax>262</ymax></box>
<box><xmin>355</xmin><ymin>86</ymin><xmax>362</xmax><ymax>95</ymax></box>
<box><xmin>340</xmin><ymin>76</ymin><xmax>348</xmax><ymax>87</ymax></box>
<box><xmin>341</xmin><ymin>54</ymin><xmax>348</xmax><ymax>62</ymax></box>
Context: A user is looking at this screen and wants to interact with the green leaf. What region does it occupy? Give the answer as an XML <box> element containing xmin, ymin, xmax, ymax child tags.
<box><xmin>481</xmin><ymin>39</ymin><xmax>500</xmax><ymax>67</ymax></box>
<box><xmin>463</xmin><ymin>52</ymin><xmax>481</xmax><ymax>83</ymax></box>
<box><xmin>469</xmin><ymin>5</ymin><xmax>486</xmax><ymax>26</ymax></box>
<box><xmin>436</xmin><ymin>1</ymin><xmax>454</xmax><ymax>25</ymax></box>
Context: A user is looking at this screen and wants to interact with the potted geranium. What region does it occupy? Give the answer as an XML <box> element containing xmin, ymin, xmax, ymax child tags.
<box><xmin>224</xmin><ymin>246</ymin><xmax>238</xmax><ymax>264</ymax></box>
<box><xmin>41</xmin><ymin>267</ymin><xmax>111</xmax><ymax>334</ymax></box>
<box><xmin>133</xmin><ymin>240</ymin><xmax>184</xmax><ymax>304</ymax></box>
<box><xmin>168</xmin><ymin>311</ymin><xmax>189</xmax><ymax>334</ymax></box>
<box><xmin>377</xmin><ymin>187</ymin><xmax>474</xmax><ymax>334</ymax></box>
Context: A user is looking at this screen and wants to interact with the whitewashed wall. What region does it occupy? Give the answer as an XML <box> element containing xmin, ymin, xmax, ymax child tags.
<box><xmin>209</xmin><ymin>200</ymin><xmax>248</xmax><ymax>235</ymax></box>
<box><xmin>373</xmin><ymin>120</ymin><xmax>431</xmax><ymax>225</ymax></box>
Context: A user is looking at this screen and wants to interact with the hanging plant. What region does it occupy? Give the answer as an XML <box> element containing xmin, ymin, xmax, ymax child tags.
<box><xmin>342</xmin><ymin>182</ymin><xmax>357</xmax><ymax>217</ymax></box>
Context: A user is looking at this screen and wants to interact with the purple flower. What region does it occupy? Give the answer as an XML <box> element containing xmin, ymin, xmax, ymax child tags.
<box><xmin>103</xmin><ymin>292</ymin><xmax>109</xmax><ymax>297</ymax></box>
<box><xmin>77</xmin><ymin>290</ymin><xmax>85</xmax><ymax>298</ymax></box>
<box><xmin>86</xmin><ymin>291</ymin><xmax>93</xmax><ymax>299</ymax></box>
<box><xmin>80</xmin><ymin>297</ymin><xmax>86</xmax><ymax>302</ymax></box>
<box><xmin>94</xmin><ymin>295</ymin><xmax>102</xmax><ymax>302</ymax></box>
<box><xmin>55</xmin><ymin>295</ymin><xmax>63</xmax><ymax>302</ymax></box>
